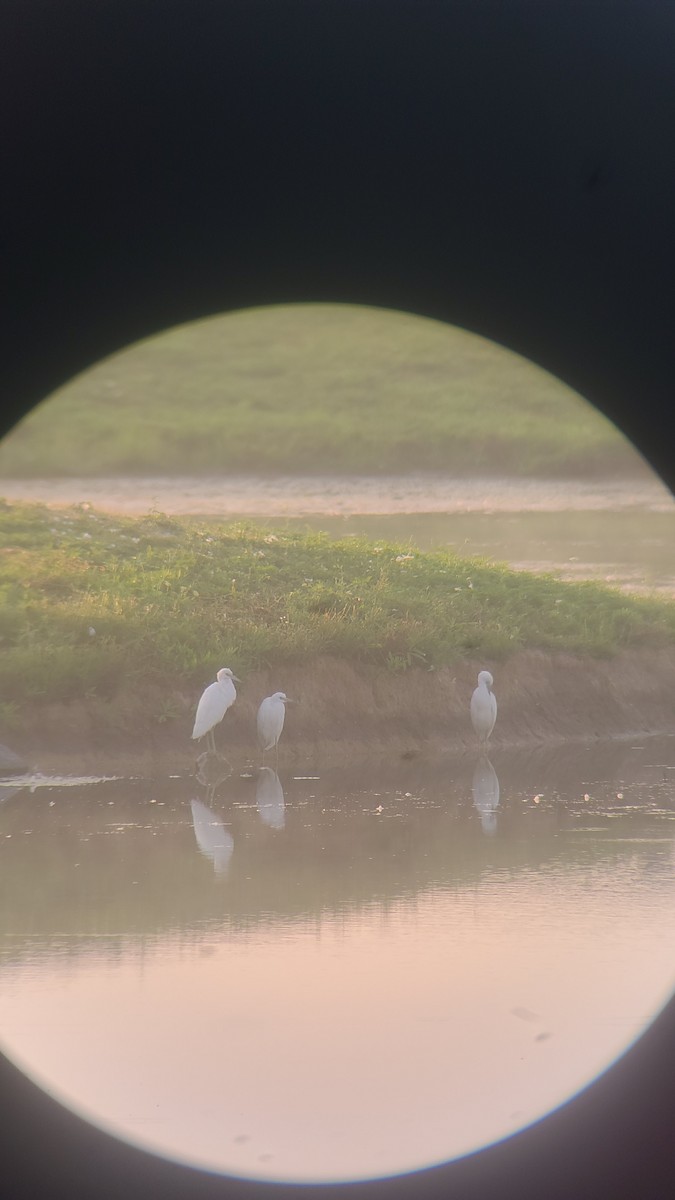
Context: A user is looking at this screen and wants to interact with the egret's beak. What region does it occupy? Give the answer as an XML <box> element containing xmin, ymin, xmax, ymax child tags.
<box><xmin>233</xmin><ymin>675</ymin><xmax>242</xmax><ymax>683</ymax></box>
<box><xmin>284</xmin><ymin>697</ymin><xmax>297</xmax><ymax>704</ymax></box>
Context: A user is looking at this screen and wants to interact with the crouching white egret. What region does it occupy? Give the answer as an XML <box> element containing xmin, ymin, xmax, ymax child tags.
<box><xmin>257</xmin><ymin>691</ymin><xmax>293</xmax><ymax>762</ymax></box>
<box><xmin>470</xmin><ymin>670</ymin><xmax>497</xmax><ymax>745</ymax></box>
<box><xmin>192</xmin><ymin>667</ymin><xmax>240</xmax><ymax>754</ymax></box>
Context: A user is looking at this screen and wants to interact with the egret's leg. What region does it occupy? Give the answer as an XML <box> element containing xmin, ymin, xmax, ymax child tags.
<box><xmin>275</xmin><ymin>741</ymin><xmax>279</xmax><ymax>769</ymax></box>
<box><xmin>208</xmin><ymin>728</ymin><xmax>216</xmax><ymax>755</ymax></box>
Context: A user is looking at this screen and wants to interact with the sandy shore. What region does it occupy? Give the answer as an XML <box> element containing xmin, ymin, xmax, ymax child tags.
<box><xmin>0</xmin><ymin>473</ymin><xmax>671</xmax><ymax>516</ymax></box>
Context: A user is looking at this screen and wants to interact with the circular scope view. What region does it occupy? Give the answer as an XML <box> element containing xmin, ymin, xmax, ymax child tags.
<box><xmin>1</xmin><ymin>304</ymin><xmax>674</xmax><ymax>1183</ymax></box>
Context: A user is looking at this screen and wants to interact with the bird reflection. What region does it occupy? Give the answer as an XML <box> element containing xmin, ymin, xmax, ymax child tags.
<box><xmin>256</xmin><ymin>767</ymin><xmax>285</xmax><ymax>830</ymax></box>
<box><xmin>195</xmin><ymin>750</ymin><xmax>232</xmax><ymax>804</ymax></box>
<box><xmin>190</xmin><ymin>798</ymin><xmax>234</xmax><ymax>876</ymax></box>
<box><xmin>472</xmin><ymin>754</ymin><xmax>500</xmax><ymax>836</ymax></box>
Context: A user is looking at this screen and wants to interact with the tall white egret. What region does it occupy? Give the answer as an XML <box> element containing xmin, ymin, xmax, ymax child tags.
<box><xmin>192</xmin><ymin>668</ymin><xmax>240</xmax><ymax>754</ymax></box>
<box><xmin>190</xmin><ymin>798</ymin><xmax>234</xmax><ymax>876</ymax></box>
<box><xmin>256</xmin><ymin>767</ymin><xmax>286</xmax><ymax>830</ymax></box>
<box><xmin>470</xmin><ymin>670</ymin><xmax>497</xmax><ymax>745</ymax></box>
<box><xmin>257</xmin><ymin>691</ymin><xmax>293</xmax><ymax>762</ymax></box>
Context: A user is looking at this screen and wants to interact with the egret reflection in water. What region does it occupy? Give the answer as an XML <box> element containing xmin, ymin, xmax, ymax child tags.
<box><xmin>0</xmin><ymin>784</ymin><xmax>21</xmax><ymax>806</ymax></box>
<box><xmin>2</xmin><ymin>739</ymin><xmax>675</xmax><ymax>1184</ymax></box>
<box><xmin>472</xmin><ymin>754</ymin><xmax>500</xmax><ymax>836</ymax></box>
<box><xmin>256</xmin><ymin>767</ymin><xmax>286</xmax><ymax>830</ymax></box>
<box><xmin>192</xmin><ymin>750</ymin><xmax>234</xmax><ymax>875</ymax></box>
<box><xmin>190</xmin><ymin>798</ymin><xmax>234</xmax><ymax>876</ymax></box>
<box><xmin>195</xmin><ymin>749</ymin><xmax>232</xmax><ymax>802</ymax></box>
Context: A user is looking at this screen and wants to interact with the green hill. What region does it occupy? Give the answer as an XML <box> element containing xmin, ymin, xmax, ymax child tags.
<box><xmin>0</xmin><ymin>303</ymin><xmax>642</xmax><ymax>478</ymax></box>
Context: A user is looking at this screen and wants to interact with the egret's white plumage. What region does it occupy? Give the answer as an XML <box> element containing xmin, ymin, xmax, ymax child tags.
<box><xmin>470</xmin><ymin>670</ymin><xmax>497</xmax><ymax>744</ymax></box>
<box><xmin>257</xmin><ymin>691</ymin><xmax>292</xmax><ymax>757</ymax></box>
<box><xmin>472</xmin><ymin>754</ymin><xmax>500</xmax><ymax>836</ymax></box>
<box><xmin>256</xmin><ymin>767</ymin><xmax>285</xmax><ymax>830</ymax></box>
<box><xmin>190</xmin><ymin>799</ymin><xmax>234</xmax><ymax>876</ymax></box>
<box><xmin>192</xmin><ymin>668</ymin><xmax>240</xmax><ymax>753</ymax></box>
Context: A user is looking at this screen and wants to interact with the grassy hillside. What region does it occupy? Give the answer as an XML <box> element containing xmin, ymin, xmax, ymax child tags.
<box><xmin>0</xmin><ymin>304</ymin><xmax>643</xmax><ymax>478</ymax></box>
<box><xmin>0</xmin><ymin>502</ymin><xmax>672</xmax><ymax>728</ymax></box>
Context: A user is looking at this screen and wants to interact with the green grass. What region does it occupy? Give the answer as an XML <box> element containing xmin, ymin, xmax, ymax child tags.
<box><xmin>0</xmin><ymin>303</ymin><xmax>643</xmax><ymax>478</ymax></box>
<box><xmin>0</xmin><ymin>501</ymin><xmax>673</xmax><ymax>717</ymax></box>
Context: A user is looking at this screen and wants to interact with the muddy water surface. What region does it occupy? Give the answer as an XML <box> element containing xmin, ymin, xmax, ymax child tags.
<box><xmin>1</xmin><ymin>471</ymin><xmax>671</xmax><ymax>514</ymax></box>
<box><xmin>3</xmin><ymin>473</ymin><xmax>674</xmax><ymax>594</ymax></box>
<box><xmin>1</xmin><ymin>737</ymin><xmax>675</xmax><ymax>1183</ymax></box>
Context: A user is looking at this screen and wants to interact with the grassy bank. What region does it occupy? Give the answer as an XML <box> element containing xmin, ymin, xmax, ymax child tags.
<box><xmin>1</xmin><ymin>502</ymin><xmax>674</xmax><ymax>739</ymax></box>
<box><xmin>0</xmin><ymin>303</ymin><xmax>642</xmax><ymax>478</ymax></box>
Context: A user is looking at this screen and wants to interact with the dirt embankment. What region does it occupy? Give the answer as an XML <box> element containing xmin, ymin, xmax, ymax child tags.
<box><xmin>3</xmin><ymin>648</ymin><xmax>674</xmax><ymax>773</ymax></box>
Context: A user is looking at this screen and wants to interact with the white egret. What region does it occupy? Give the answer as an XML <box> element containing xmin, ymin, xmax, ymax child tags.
<box><xmin>472</xmin><ymin>754</ymin><xmax>500</xmax><ymax>836</ymax></box>
<box><xmin>256</xmin><ymin>767</ymin><xmax>285</xmax><ymax>830</ymax></box>
<box><xmin>470</xmin><ymin>670</ymin><xmax>497</xmax><ymax>745</ymax></box>
<box><xmin>190</xmin><ymin>798</ymin><xmax>234</xmax><ymax>876</ymax></box>
<box><xmin>192</xmin><ymin>667</ymin><xmax>240</xmax><ymax>754</ymax></box>
<box><xmin>256</xmin><ymin>691</ymin><xmax>293</xmax><ymax>762</ymax></box>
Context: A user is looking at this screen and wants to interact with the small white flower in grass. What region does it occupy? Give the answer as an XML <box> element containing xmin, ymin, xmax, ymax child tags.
<box><xmin>131</xmin><ymin>537</ymin><xmax>140</xmax><ymax>543</ymax></box>
<box><xmin>88</xmin><ymin>627</ymin><xmax>96</xmax><ymax>638</ymax></box>
<box><xmin>82</xmin><ymin>532</ymin><xmax>92</xmax><ymax>540</ymax></box>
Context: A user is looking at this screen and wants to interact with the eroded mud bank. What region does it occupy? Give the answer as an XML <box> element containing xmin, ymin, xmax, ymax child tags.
<box><xmin>3</xmin><ymin>648</ymin><xmax>674</xmax><ymax>775</ymax></box>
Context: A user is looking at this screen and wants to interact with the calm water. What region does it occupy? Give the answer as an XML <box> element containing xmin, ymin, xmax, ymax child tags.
<box><xmin>3</xmin><ymin>474</ymin><xmax>674</xmax><ymax>594</ymax></box>
<box><xmin>2</xmin><ymin>738</ymin><xmax>675</xmax><ymax>1183</ymax></box>
<box><xmin>282</xmin><ymin>509</ymin><xmax>675</xmax><ymax>595</ymax></box>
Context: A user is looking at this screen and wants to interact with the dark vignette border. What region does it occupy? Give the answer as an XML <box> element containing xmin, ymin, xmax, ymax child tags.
<box><xmin>2</xmin><ymin>3</ymin><xmax>675</xmax><ymax>1199</ymax></box>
